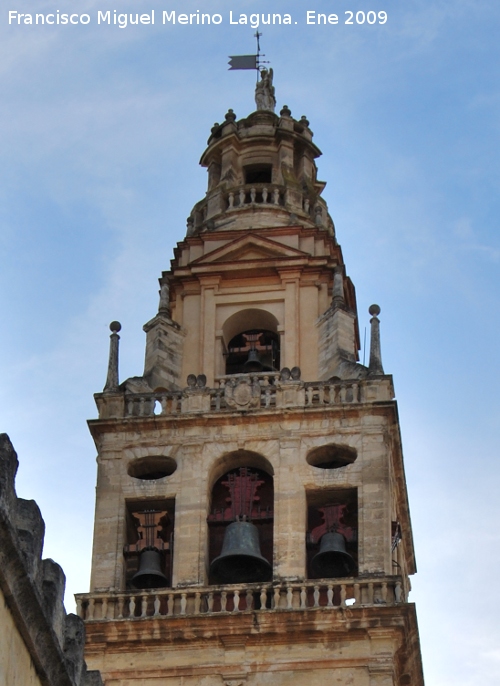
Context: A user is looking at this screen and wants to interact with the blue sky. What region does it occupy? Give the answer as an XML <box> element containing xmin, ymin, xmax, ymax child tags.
<box><xmin>1</xmin><ymin>1</ymin><xmax>499</xmax><ymax>684</ymax></box>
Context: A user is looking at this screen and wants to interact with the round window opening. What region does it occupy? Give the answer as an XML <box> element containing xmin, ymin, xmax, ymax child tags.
<box><xmin>306</xmin><ymin>444</ymin><xmax>357</xmax><ymax>470</ymax></box>
<box><xmin>128</xmin><ymin>456</ymin><xmax>177</xmax><ymax>481</ymax></box>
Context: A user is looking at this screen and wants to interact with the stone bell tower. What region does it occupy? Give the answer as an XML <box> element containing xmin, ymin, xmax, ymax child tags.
<box><xmin>76</xmin><ymin>73</ymin><xmax>425</xmax><ymax>686</ymax></box>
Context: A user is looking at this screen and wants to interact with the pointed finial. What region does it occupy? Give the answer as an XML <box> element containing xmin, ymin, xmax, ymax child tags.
<box><xmin>332</xmin><ymin>266</ymin><xmax>345</xmax><ymax>308</ymax></box>
<box><xmin>104</xmin><ymin>321</ymin><xmax>121</xmax><ymax>392</ymax></box>
<box><xmin>158</xmin><ymin>277</ymin><xmax>171</xmax><ymax>317</ymax></box>
<box><xmin>368</xmin><ymin>305</ymin><xmax>384</xmax><ymax>375</ymax></box>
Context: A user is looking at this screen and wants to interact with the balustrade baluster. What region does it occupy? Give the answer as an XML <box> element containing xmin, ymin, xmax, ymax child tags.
<box><xmin>239</xmin><ymin>189</ymin><xmax>245</xmax><ymax>206</ymax></box>
<box><xmin>221</xmin><ymin>591</ymin><xmax>227</xmax><ymax>612</ymax></box>
<box><xmin>306</xmin><ymin>387</ymin><xmax>313</xmax><ymax>406</ymax></box>
<box><xmin>233</xmin><ymin>590</ymin><xmax>240</xmax><ymax>612</ymax></box>
<box><xmin>313</xmin><ymin>585</ymin><xmax>320</xmax><ymax>607</ymax></box>
<box><xmin>129</xmin><ymin>596</ymin><xmax>136</xmax><ymax>617</ymax></box>
<box><xmin>76</xmin><ymin>598</ymin><xmax>83</xmax><ymax>619</ymax></box>
<box><xmin>101</xmin><ymin>597</ymin><xmax>108</xmax><ymax>620</ymax></box>
<box><xmin>160</xmin><ymin>395</ymin><xmax>167</xmax><ymax>414</ymax></box>
<box><xmin>194</xmin><ymin>592</ymin><xmax>201</xmax><ymax>615</ymax></box>
<box><xmin>340</xmin><ymin>385</ymin><xmax>347</xmax><ymax>403</ymax></box>
<box><xmin>273</xmin><ymin>188</ymin><xmax>280</xmax><ymax>205</ymax></box>
<box><xmin>228</xmin><ymin>192</ymin><xmax>234</xmax><ymax>208</ymax></box>
<box><xmin>167</xmin><ymin>593</ymin><xmax>174</xmax><ymax>616</ymax></box>
<box><xmin>180</xmin><ymin>593</ymin><xmax>187</xmax><ymax>615</ymax></box>
<box><xmin>260</xmin><ymin>587</ymin><xmax>267</xmax><ymax>610</ymax></box>
<box><xmin>327</xmin><ymin>584</ymin><xmax>334</xmax><ymax>607</ymax></box>
<box><xmin>250</xmin><ymin>187</ymin><xmax>256</xmax><ymax>203</ymax></box>
<box><xmin>88</xmin><ymin>598</ymin><xmax>95</xmax><ymax>620</ymax></box>
<box><xmin>154</xmin><ymin>595</ymin><xmax>161</xmax><ymax>616</ymax></box>
<box><xmin>395</xmin><ymin>581</ymin><xmax>403</xmax><ymax>603</ymax></box>
<box><xmin>381</xmin><ymin>582</ymin><xmax>388</xmax><ymax>603</ymax></box>
<box><xmin>300</xmin><ymin>586</ymin><xmax>307</xmax><ymax>609</ymax></box>
<box><xmin>265</xmin><ymin>387</ymin><xmax>271</xmax><ymax>408</ymax></box>
<box><xmin>340</xmin><ymin>585</ymin><xmax>347</xmax><ymax>608</ymax></box>
<box><xmin>304</xmin><ymin>198</ymin><xmax>310</xmax><ymax>213</ymax></box>
<box><xmin>207</xmin><ymin>592</ymin><xmax>214</xmax><ymax>613</ymax></box>
<box><xmin>262</xmin><ymin>187</ymin><xmax>268</xmax><ymax>202</ymax></box>
<box><xmin>367</xmin><ymin>582</ymin><xmax>374</xmax><ymax>605</ymax></box>
<box><xmin>141</xmin><ymin>595</ymin><xmax>148</xmax><ymax>617</ymax></box>
<box><xmin>127</xmin><ymin>399</ymin><xmax>134</xmax><ymax>416</ymax></box>
<box><xmin>352</xmin><ymin>383</ymin><xmax>359</xmax><ymax>403</ymax></box>
<box><xmin>245</xmin><ymin>589</ymin><xmax>253</xmax><ymax>610</ymax></box>
<box><xmin>139</xmin><ymin>397</ymin><xmax>145</xmax><ymax>416</ymax></box>
<box><xmin>273</xmin><ymin>587</ymin><xmax>281</xmax><ymax>609</ymax></box>
<box><xmin>328</xmin><ymin>384</ymin><xmax>334</xmax><ymax>402</ymax></box>
<box><xmin>286</xmin><ymin>586</ymin><xmax>293</xmax><ymax>609</ymax></box>
<box><xmin>319</xmin><ymin>386</ymin><xmax>325</xmax><ymax>404</ymax></box>
<box><xmin>354</xmin><ymin>583</ymin><xmax>360</xmax><ymax>605</ymax></box>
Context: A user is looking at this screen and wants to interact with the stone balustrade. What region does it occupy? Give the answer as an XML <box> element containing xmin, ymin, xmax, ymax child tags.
<box><xmin>116</xmin><ymin>377</ymin><xmax>380</xmax><ymax>419</ymax></box>
<box><xmin>225</xmin><ymin>184</ymin><xmax>286</xmax><ymax>210</ymax></box>
<box><xmin>76</xmin><ymin>576</ymin><xmax>405</xmax><ymax>622</ymax></box>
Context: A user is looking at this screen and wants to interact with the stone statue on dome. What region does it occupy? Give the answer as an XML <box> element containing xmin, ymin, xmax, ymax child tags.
<box><xmin>255</xmin><ymin>68</ymin><xmax>276</xmax><ymax>112</ymax></box>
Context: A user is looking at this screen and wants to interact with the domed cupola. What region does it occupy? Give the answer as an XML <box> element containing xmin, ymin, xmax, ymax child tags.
<box><xmin>187</xmin><ymin>72</ymin><xmax>335</xmax><ymax>237</ymax></box>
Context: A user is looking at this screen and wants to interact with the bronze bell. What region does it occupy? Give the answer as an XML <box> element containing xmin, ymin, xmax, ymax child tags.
<box><xmin>131</xmin><ymin>547</ymin><xmax>169</xmax><ymax>590</ymax></box>
<box><xmin>210</xmin><ymin>520</ymin><xmax>272</xmax><ymax>584</ymax></box>
<box><xmin>311</xmin><ymin>532</ymin><xmax>356</xmax><ymax>578</ymax></box>
<box><xmin>243</xmin><ymin>348</ymin><xmax>265</xmax><ymax>372</ymax></box>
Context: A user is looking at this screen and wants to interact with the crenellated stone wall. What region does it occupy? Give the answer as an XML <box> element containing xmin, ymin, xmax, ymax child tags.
<box><xmin>0</xmin><ymin>433</ymin><xmax>103</xmax><ymax>686</ymax></box>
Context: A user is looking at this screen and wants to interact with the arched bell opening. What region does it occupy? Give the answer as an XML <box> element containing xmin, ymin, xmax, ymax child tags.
<box><xmin>207</xmin><ymin>458</ymin><xmax>274</xmax><ymax>586</ymax></box>
<box><xmin>222</xmin><ymin>309</ymin><xmax>281</xmax><ymax>376</ymax></box>
<box><xmin>306</xmin><ymin>489</ymin><xmax>358</xmax><ymax>585</ymax></box>
<box><xmin>123</xmin><ymin>499</ymin><xmax>175</xmax><ymax>592</ymax></box>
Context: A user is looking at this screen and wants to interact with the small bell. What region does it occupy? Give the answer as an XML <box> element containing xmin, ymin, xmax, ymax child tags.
<box><xmin>210</xmin><ymin>520</ymin><xmax>272</xmax><ymax>584</ymax></box>
<box><xmin>131</xmin><ymin>547</ymin><xmax>169</xmax><ymax>590</ymax></box>
<box><xmin>311</xmin><ymin>532</ymin><xmax>356</xmax><ymax>578</ymax></box>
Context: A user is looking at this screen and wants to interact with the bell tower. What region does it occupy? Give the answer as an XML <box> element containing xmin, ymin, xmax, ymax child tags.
<box><xmin>77</xmin><ymin>73</ymin><xmax>425</xmax><ymax>686</ymax></box>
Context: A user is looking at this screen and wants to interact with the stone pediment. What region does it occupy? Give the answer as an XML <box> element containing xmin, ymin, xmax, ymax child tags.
<box><xmin>192</xmin><ymin>233</ymin><xmax>309</xmax><ymax>265</ymax></box>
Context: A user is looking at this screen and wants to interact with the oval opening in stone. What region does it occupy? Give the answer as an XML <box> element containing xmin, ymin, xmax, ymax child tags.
<box><xmin>128</xmin><ymin>456</ymin><xmax>177</xmax><ymax>481</ymax></box>
<box><xmin>306</xmin><ymin>444</ymin><xmax>357</xmax><ymax>470</ymax></box>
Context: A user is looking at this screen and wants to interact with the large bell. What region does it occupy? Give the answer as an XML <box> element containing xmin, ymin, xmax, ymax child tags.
<box><xmin>311</xmin><ymin>532</ymin><xmax>356</xmax><ymax>578</ymax></box>
<box><xmin>210</xmin><ymin>520</ymin><xmax>272</xmax><ymax>584</ymax></box>
<box><xmin>131</xmin><ymin>547</ymin><xmax>169</xmax><ymax>590</ymax></box>
<box><xmin>243</xmin><ymin>348</ymin><xmax>265</xmax><ymax>372</ymax></box>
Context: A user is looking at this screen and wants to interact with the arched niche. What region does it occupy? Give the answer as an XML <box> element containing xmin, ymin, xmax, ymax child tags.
<box><xmin>222</xmin><ymin>308</ymin><xmax>279</xmax><ymax>346</ymax></box>
<box><xmin>209</xmin><ymin>449</ymin><xmax>274</xmax><ymax>487</ymax></box>
<box><xmin>207</xmin><ymin>450</ymin><xmax>274</xmax><ymax>586</ymax></box>
<box><xmin>222</xmin><ymin>309</ymin><xmax>280</xmax><ymax>375</ymax></box>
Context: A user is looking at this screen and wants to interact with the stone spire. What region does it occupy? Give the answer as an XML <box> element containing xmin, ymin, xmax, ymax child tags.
<box><xmin>368</xmin><ymin>304</ymin><xmax>384</xmax><ymax>375</ymax></box>
<box><xmin>103</xmin><ymin>321</ymin><xmax>121</xmax><ymax>392</ymax></box>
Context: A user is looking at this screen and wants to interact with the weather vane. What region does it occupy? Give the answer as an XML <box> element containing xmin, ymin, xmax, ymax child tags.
<box><xmin>228</xmin><ymin>32</ymin><xmax>268</xmax><ymax>74</ymax></box>
<box><xmin>228</xmin><ymin>33</ymin><xmax>275</xmax><ymax>112</ymax></box>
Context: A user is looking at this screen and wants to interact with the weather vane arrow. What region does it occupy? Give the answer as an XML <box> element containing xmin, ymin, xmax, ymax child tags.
<box><xmin>228</xmin><ymin>55</ymin><xmax>258</xmax><ymax>70</ymax></box>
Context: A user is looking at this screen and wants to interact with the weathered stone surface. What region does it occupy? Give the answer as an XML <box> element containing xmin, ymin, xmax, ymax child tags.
<box><xmin>82</xmin><ymin>101</ymin><xmax>423</xmax><ymax>686</ymax></box>
<box><xmin>0</xmin><ymin>433</ymin><xmax>103</xmax><ymax>686</ymax></box>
